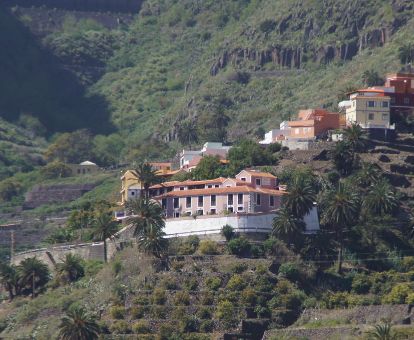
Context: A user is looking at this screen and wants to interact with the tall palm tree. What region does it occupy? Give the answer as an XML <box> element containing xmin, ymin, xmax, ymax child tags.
<box><xmin>320</xmin><ymin>182</ymin><xmax>360</xmax><ymax>273</ymax></box>
<box><xmin>17</xmin><ymin>257</ymin><xmax>50</xmax><ymax>299</ymax></box>
<box><xmin>333</xmin><ymin>141</ymin><xmax>357</xmax><ymax>176</ymax></box>
<box><xmin>363</xmin><ymin>178</ymin><xmax>399</xmax><ymax>216</ymax></box>
<box><xmin>0</xmin><ymin>263</ymin><xmax>19</xmax><ymax>301</ymax></box>
<box><xmin>58</xmin><ymin>306</ymin><xmax>100</xmax><ymax>340</ymax></box>
<box><xmin>126</xmin><ymin>197</ymin><xmax>167</xmax><ymax>259</ymax></box>
<box><xmin>92</xmin><ymin>211</ymin><xmax>119</xmax><ymax>263</ymax></box>
<box><xmin>56</xmin><ymin>254</ymin><xmax>85</xmax><ymax>284</ymax></box>
<box><xmin>355</xmin><ymin>162</ymin><xmax>382</xmax><ymax>188</ymax></box>
<box><xmin>126</xmin><ymin>197</ymin><xmax>165</xmax><ymax>236</ymax></box>
<box><xmin>272</xmin><ymin>207</ymin><xmax>305</xmax><ymax>248</ymax></box>
<box><xmin>134</xmin><ymin>162</ymin><xmax>161</xmax><ymax>198</ymax></box>
<box><xmin>343</xmin><ymin>123</ymin><xmax>367</xmax><ymax>152</ymax></box>
<box><xmin>283</xmin><ymin>175</ymin><xmax>316</xmax><ymax>218</ymax></box>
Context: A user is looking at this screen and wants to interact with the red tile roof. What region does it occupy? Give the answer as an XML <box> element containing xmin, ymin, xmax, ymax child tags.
<box><xmin>241</xmin><ymin>170</ymin><xmax>277</xmax><ymax>179</ymax></box>
<box><xmin>151</xmin><ymin>177</ymin><xmax>227</xmax><ymax>189</ymax></box>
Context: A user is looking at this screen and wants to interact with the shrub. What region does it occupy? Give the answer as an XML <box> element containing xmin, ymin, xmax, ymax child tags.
<box><xmin>278</xmin><ymin>262</ymin><xmax>302</xmax><ymax>282</ymax></box>
<box><xmin>110</xmin><ymin>306</ymin><xmax>126</xmax><ymax>319</ymax></box>
<box><xmin>200</xmin><ymin>319</ymin><xmax>214</xmax><ymax>333</ymax></box>
<box><xmin>133</xmin><ymin>295</ymin><xmax>149</xmax><ymax>306</ymax></box>
<box><xmin>185</xmin><ymin>277</ymin><xmax>198</xmax><ymax>290</ymax></box>
<box><xmin>180</xmin><ymin>316</ymin><xmax>200</xmax><ymax>333</ymax></box>
<box><xmin>206</xmin><ymin>277</ymin><xmax>222</xmax><ymax>291</ymax></box>
<box><xmin>197</xmin><ymin>307</ymin><xmax>212</xmax><ymax>319</ymax></box>
<box><xmin>151</xmin><ymin>305</ymin><xmax>167</xmax><ymax>319</ymax></box>
<box><xmin>255</xmin><ymin>305</ymin><xmax>271</xmax><ymax>318</ymax></box>
<box><xmin>241</xmin><ymin>288</ymin><xmax>257</xmax><ymax>306</ymax></box>
<box><xmin>259</xmin><ymin>19</ymin><xmax>276</xmax><ymax>33</ymax></box>
<box><xmin>198</xmin><ymin>240</ymin><xmax>218</xmax><ymax>255</ymax></box>
<box><xmin>232</xmin><ymin>263</ymin><xmax>248</xmax><ymax>274</ymax></box>
<box><xmin>226</xmin><ymin>274</ymin><xmax>246</xmax><ymax>291</ymax></box>
<box><xmin>215</xmin><ymin>300</ymin><xmax>235</xmax><ymax>326</ymax></box>
<box><xmin>130</xmin><ymin>306</ymin><xmax>145</xmax><ymax>319</ymax></box>
<box><xmin>132</xmin><ymin>320</ymin><xmax>150</xmax><ymax>334</ymax></box>
<box><xmin>178</xmin><ymin>236</ymin><xmax>200</xmax><ymax>255</ymax></box>
<box><xmin>221</xmin><ymin>224</ymin><xmax>235</xmax><ymax>241</ymax></box>
<box><xmin>227</xmin><ymin>237</ymin><xmax>251</xmax><ymax>256</ymax></box>
<box><xmin>200</xmin><ymin>292</ymin><xmax>214</xmax><ymax>305</ymax></box>
<box><xmin>112</xmin><ymin>260</ymin><xmax>122</xmax><ymax>276</ymax></box>
<box><xmin>153</xmin><ymin>288</ymin><xmax>167</xmax><ymax>305</ymax></box>
<box><xmin>267</xmin><ymin>143</ymin><xmax>282</xmax><ymax>153</ymax></box>
<box><xmin>174</xmin><ymin>291</ymin><xmax>190</xmax><ymax>305</ymax></box>
<box><xmin>383</xmin><ymin>283</ymin><xmax>412</xmax><ymax>304</ymax></box>
<box><xmin>40</xmin><ymin>161</ymin><xmax>72</xmax><ymax>179</ymax></box>
<box><xmin>406</xmin><ymin>293</ymin><xmax>414</xmax><ymax>304</ymax></box>
<box><xmin>351</xmin><ymin>273</ymin><xmax>372</xmax><ymax>294</ymax></box>
<box><xmin>250</xmin><ymin>244</ymin><xmax>264</xmax><ymax>257</ymax></box>
<box><xmin>110</xmin><ymin>320</ymin><xmax>130</xmax><ymax>334</ymax></box>
<box><xmin>0</xmin><ymin>179</ymin><xmax>22</xmax><ymax>202</ymax></box>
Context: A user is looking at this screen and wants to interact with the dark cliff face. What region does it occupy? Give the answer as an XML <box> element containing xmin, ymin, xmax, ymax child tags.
<box><xmin>3</xmin><ymin>0</ymin><xmax>143</xmax><ymax>13</ymax></box>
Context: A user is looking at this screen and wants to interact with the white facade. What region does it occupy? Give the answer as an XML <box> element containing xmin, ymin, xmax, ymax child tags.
<box><xmin>180</xmin><ymin>142</ymin><xmax>232</xmax><ymax>169</ymax></box>
<box><xmin>259</xmin><ymin>129</ymin><xmax>290</xmax><ymax>145</ymax></box>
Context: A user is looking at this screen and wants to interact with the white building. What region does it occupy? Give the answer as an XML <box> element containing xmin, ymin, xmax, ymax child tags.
<box><xmin>180</xmin><ymin>142</ymin><xmax>232</xmax><ymax>171</ymax></box>
<box><xmin>259</xmin><ymin>122</ymin><xmax>291</xmax><ymax>145</ymax></box>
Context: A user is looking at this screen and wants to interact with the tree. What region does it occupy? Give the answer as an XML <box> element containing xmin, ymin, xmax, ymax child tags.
<box><xmin>362</xmin><ymin>70</ymin><xmax>383</xmax><ymax>87</ymax></box>
<box><xmin>177</xmin><ymin>120</ymin><xmax>199</xmax><ymax>148</ymax></box>
<box><xmin>45</xmin><ymin>129</ymin><xmax>94</xmax><ymax>163</ymax></box>
<box><xmin>343</xmin><ymin>123</ymin><xmax>367</xmax><ymax>152</ymax></box>
<box><xmin>58</xmin><ymin>306</ymin><xmax>100</xmax><ymax>340</ymax></box>
<box><xmin>126</xmin><ymin>198</ymin><xmax>167</xmax><ymax>259</ymax></box>
<box><xmin>283</xmin><ymin>174</ymin><xmax>316</xmax><ymax>218</ymax></box>
<box><xmin>0</xmin><ymin>263</ymin><xmax>19</xmax><ymax>301</ymax></box>
<box><xmin>56</xmin><ymin>254</ymin><xmax>85</xmax><ymax>284</ymax></box>
<box><xmin>332</xmin><ymin>141</ymin><xmax>357</xmax><ymax>176</ymax></box>
<box><xmin>17</xmin><ymin>257</ymin><xmax>50</xmax><ymax>299</ymax></box>
<box><xmin>92</xmin><ymin>211</ymin><xmax>119</xmax><ymax>263</ymax></box>
<box><xmin>363</xmin><ymin>178</ymin><xmax>399</xmax><ymax>216</ymax></box>
<box><xmin>0</xmin><ymin>179</ymin><xmax>22</xmax><ymax>202</ymax></box>
<box><xmin>191</xmin><ymin>155</ymin><xmax>225</xmax><ymax>180</ymax></box>
<box><xmin>355</xmin><ymin>162</ymin><xmax>382</xmax><ymax>188</ymax></box>
<box><xmin>93</xmin><ymin>133</ymin><xmax>125</xmax><ymax>167</ymax></box>
<box><xmin>134</xmin><ymin>162</ymin><xmax>161</xmax><ymax>198</ymax></box>
<box><xmin>221</xmin><ymin>224</ymin><xmax>235</xmax><ymax>241</ymax></box>
<box><xmin>272</xmin><ymin>207</ymin><xmax>305</xmax><ymax>248</ymax></box>
<box><xmin>40</xmin><ymin>161</ymin><xmax>72</xmax><ymax>179</ymax></box>
<box><xmin>398</xmin><ymin>43</ymin><xmax>414</xmax><ymax>65</ymax></box>
<box><xmin>320</xmin><ymin>182</ymin><xmax>360</xmax><ymax>273</ymax></box>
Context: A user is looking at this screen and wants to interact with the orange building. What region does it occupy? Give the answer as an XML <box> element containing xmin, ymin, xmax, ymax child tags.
<box><xmin>288</xmin><ymin>109</ymin><xmax>340</xmax><ymax>139</ymax></box>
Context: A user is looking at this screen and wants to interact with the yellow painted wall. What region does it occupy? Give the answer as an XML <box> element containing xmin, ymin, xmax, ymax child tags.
<box><xmin>346</xmin><ymin>96</ymin><xmax>390</xmax><ymax>128</ymax></box>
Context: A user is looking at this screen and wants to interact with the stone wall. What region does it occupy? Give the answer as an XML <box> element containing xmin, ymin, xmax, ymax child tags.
<box><xmin>24</xmin><ymin>183</ymin><xmax>97</xmax><ymax>209</ymax></box>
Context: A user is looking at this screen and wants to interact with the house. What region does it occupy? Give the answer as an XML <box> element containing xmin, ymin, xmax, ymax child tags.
<box><xmin>68</xmin><ymin>161</ymin><xmax>99</xmax><ymax>176</ymax></box>
<box><xmin>287</xmin><ymin>109</ymin><xmax>340</xmax><ymax>139</ymax></box>
<box><xmin>180</xmin><ymin>142</ymin><xmax>232</xmax><ymax>171</ymax></box>
<box><xmin>259</xmin><ymin>125</ymin><xmax>291</xmax><ymax>145</ymax></box>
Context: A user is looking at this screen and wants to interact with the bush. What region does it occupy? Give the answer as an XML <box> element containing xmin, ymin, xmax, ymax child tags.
<box><xmin>110</xmin><ymin>320</ymin><xmax>130</xmax><ymax>334</ymax></box>
<box><xmin>200</xmin><ymin>292</ymin><xmax>214</xmax><ymax>305</ymax></box>
<box><xmin>174</xmin><ymin>291</ymin><xmax>190</xmax><ymax>305</ymax></box>
<box><xmin>278</xmin><ymin>262</ymin><xmax>301</xmax><ymax>282</ymax></box>
<box><xmin>259</xmin><ymin>19</ymin><xmax>276</xmax><ymax>33</ymax></box>
<box><xmin>231</xmin><ymin>263</ymin><xmax>248</xmax><ymax>274</ymax></box>
<box><xmin>180</xmin><ymin>316</ymin><xmax>199</xmax><ymax>333</ymax></box>
<box><xmin>206</xmin><ymin>277</ymin><xmax>222</xmax><ymax>291</ymax></box>
<box><xmin>178</xmin><ymin>236</ymin><xmax>200</xmax><ymax>255</ymax></box>
<box><xmin>40</xmin><ymin>161</ymin><xmax>72</xmax><ymax>179</ymax></box>
<box><xmin>267</xmin><ymin>143</ymin><xmax>282</xmax><ymax>153</ymax></box>
<box><xmin>112</xmin><ymin>260</ymin><xmax>122</xmax><ymax>276</ymax></box>
<box><xmin>133</xmin><ymin>295</ymin><xmax>149</xmax><ymax>306</ymax></box>
<box><xmin>200</xmin><ymin>319</ymin><xmax>214</xmax><ymax>333</ymax></box>
<box><xmin>151</xmin><ymin>305</ymin><xmax>167</xmax><ymax>319</ymax></box>
<box><xmin>406</xmin><ymin>293</ymin><xmax>414</xmax><ymax>304</ymax></box>
<box><xmin>198</xmin><ymin>240</ymin><xmax>218</xmax><ymax>255</ymax></box>
<box><xmin>215</xmin><ymin>300</ymin><xmax>235</xmax><ymax>326</ymax></box>
<box><xmin>132</xmin><ymin>320</ymin><xmax>150</xmax><ymax>334</ymax></box>
<box><xmin>130</xmin><ymin>306</ymin><xmax>145</xmax><ymax>319</ymax></box>
<box><xmin>184</xmin><ymin>277</ymin><xmax>198</xmax><ymax>290</ymax></box>
<box><xmin>153</xmin><ymin>288</ymin><xmax>167</xmax><ymax>305</ymax></box>
<box><xmin>0</xmin><ymin>179</ymin><xmax>22</xmax><ymax>202</ymax></box>
<box><xmin>226</xmin><ymin>274</ymin><xmax>246</xmax><ymax>291</ymax></box>
<box><xmin>227</xmin><ymin>237</ymin><xmax>251</xmax><ymax>256</ymax></box>
<box><xmin>197</xmin><ymin>307</ymin><xmax>212</xmax><ymax>319</ymax></box>
<box><xmin>110</xmin><ymin>306</ymin><xmax>126</xmax><ymax>319</ymax></box>
<box><xmin>241</xmin><ymin>288</ymin><xmax>257</xmax><ymax>306</ymax></box>
<box><xmin>351</xmin><ymin>274</ymin><xmax>372</xmax><ymax>294</ymax></box>
<box><xmin>221</xmin><ymin>224</ymin><xmax>235</xmax><ymax>241</ymax></box>
<box><xmin>382</xmin><ymin>283</ymin><xmax>412</xmax><ymax>304</ymax></box>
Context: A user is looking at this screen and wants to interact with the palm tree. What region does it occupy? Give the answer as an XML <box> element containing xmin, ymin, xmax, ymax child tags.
<box><xmin>320</xmin><ymin>182</ymin><xmax>360</xmax><ymax>273</ymax></box>
<box><xmin>92</xmin><ymin>211</ymin><xmax>119</xmax><ymax>263</ymax></box>
<box><xmin>0</xmin><ymin>263</ymin><xmax>19</xmax><ymax>301</ymax></box>
<box><xmin>177</xmin><ymin>120</ymin><xmax>199</xmax><ymax>148</ymax></box>
<box><xmin>58</xmin><ymin>306</ymin><xmax>100</xmax><ymax>340</ymax></box>
<box><xmin>283</xmin><ymin>174</ymin><xmax>316</xmax><ymax>218</ymax></box>
<box><xmin>272</xmin><ymin>207</ymin><xmax>305</xmax><ymax>247</ymax></box>
<box><xmin>355</xmin><ymin>162</ymin><xmax>382</xmax><ymax>188</ymax></box>
<box><xmin>333</xmin><ymin>141</ymin><xmax>357</xmax><ymax>176</ymax></box>
<box><xmin>343</xmin><ymin>123</ymin><xmax>367</xmax><ymax>152</ymax></box>
<box><xmin>126</xmin><ymin>197</ymin><xmax>165</xmax><ymax>236</ymax></box>
<box><xmin>366</xmin><ymin>322</ymin><xmax>395</xmax><ymax>340</ymax></box>
<box><xmin>362</xmin><ymin>70</ymin><xmax>383</xmax><ymax>87</ymax></box>
<box><xmin>17</xmin><ymin>257</ymin><xmax>50</xmax><ymax>299</ymax></box>
<box><xmin>134</xmin><ymin>162</ymin><xmax>161</xmax><ymax>198</ymax></box>
<box><xmin>363</xmin><ymin>178</ymin><xmax>399</xmax><ymax>216</ymax></box>
<box><xmin>56</xmin><ymin>254</ymin><xmax>85</xmax><ymax>284</ymax></box>
<box><xmin>137</xmin><ymin>224</ymin><xmax>168</xmax><ymax>259</ymax></box>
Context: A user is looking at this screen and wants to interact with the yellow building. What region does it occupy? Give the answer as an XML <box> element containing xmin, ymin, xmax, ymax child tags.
<box><xmin>346</xmin><ymin>93</ymin><xmax>391</xmax><ymax>129</ymax></box>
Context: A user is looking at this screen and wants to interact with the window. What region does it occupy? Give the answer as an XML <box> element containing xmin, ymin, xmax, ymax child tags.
<box><xmin>382</xmin><ymin>113</ymin><xmax>389</xmax><ymax>121</ymax></box>
<box><xmin>131</xmin><ymin>191</ymin><xmax>135</xmax><ymax>196</ymax></box>
<box><xmin>240</xmin><ymin>177</ymin><xmax>246</xmax><ymax>182</ymax></box>
<box><xmin>237</xmin><ymin>206</ymin><xmax>244</xmax><ymax>211</ymax></box>
<box><xmin>228</xmin><ymin>207</ymin><xmax>234</xmax><ymax>213</ymax></box>
<box><xmin>367</xmin><ymin>101</ymin><xmax>375</xmax><ymax>107</ymax></box>
<box><xmin>210</xmin><ymin>195</ymin><xmax>216</xmax><ymax>206</ymax></box>
<box><xmin>180</xmin><ymin>187</ymin><xmax>185</xmax><ymax>191</ymax></box>
<box><xmin>228</xmin><ymin>194</ymin><xmax>233</xmax><ymax>205</ymax></box>
<box><xmin>255</xmin><ymin>178</ymin><xmax>261</xmax><ymax>186</ymax></box>
<box><xmin>368</xmin><ymin>113</ymin><xmax>375</xmax><ymax>120</ymax></box>
<box><xmin>404</xmin><ymin>97</ymin><xmax>410</xmax><ymax>104</ymax></box>
<box><xmin>256</xmin><ymin>194</ymin><xmax>261</xmax><ymax>205</ymax></box>
<box><xmin>174</xmin><ymin>211</ymin><xmax>180</xmax><ymax>218</ymax></box>
<box><xmin>162</xmin><ymin>199</ymin><xmax>167</xmax><ymax>209</ymax></box>
<box><xmin>207</xmin><ymin>185</ymin><xmax>212</xmax><ymax>188</ymax></box>
<box><xmin>210</xmin><ymin>208</ymin><xmax>216</xmax><ymax>215</ymax></box>
<box><xmin>238</xmin><ymin>193</ymin><xmax>243</xmax><ymax>205</ymax></box>
<box><xmin>173</xmin><ymin>197</ymin><xmax>179</xmax><ymax>209</ymax></box>
<box><xmin>382</xmin><ymin>101</ymin><xmax>389</xmax><ymax>108</ymax></box>
<box><xmin>186</xmin><ymin>197</ymin><xmax>191</xmax><ymax>208</ymax></box>
<box><xmin>269</xmin><ymin>195</ymin><xmax>275</xmax><ymax>207</ymax></box>
<box><xmin>215</xmin><ymin>184</ymin><xmax>220</xmax><ymax>188</ymax></box>
<box><xmin>197</xmin><ymin>209</ymin><xmax>203</xmax><ymax>216</ymax></box>
<box><xmin>198</xmin><ymin>196</ymin><xmax>204</xmax><ymax>207</ymax></box>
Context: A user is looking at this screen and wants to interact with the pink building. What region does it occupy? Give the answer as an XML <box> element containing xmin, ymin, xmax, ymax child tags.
<box><xmin>151</xmin><ymin>170</ymin><xmax>285</xmax><ymax>218</ymax></box>
<box><xmin>288</xmin><ymin>109</ymin><xmax>340</xmax><ymax>139</ymax></box>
